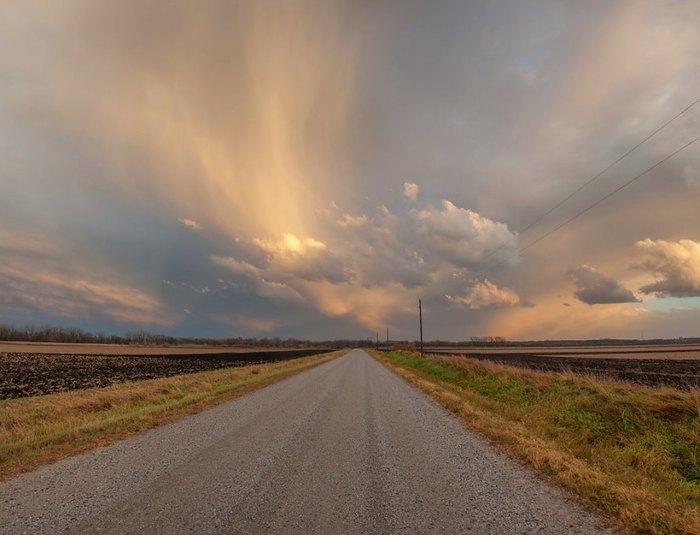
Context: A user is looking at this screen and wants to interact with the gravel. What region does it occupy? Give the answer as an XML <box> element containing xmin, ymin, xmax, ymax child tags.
<box><xmin>0</xmin><ymin>349</ymin><xmax>615</xmax><ymax>534</ymax></box>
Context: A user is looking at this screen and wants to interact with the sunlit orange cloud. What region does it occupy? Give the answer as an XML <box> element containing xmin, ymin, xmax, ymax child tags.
<box><xmin>484</xmin><ymin>246</ymin><xmax>658</xmax><ymax>340</ymax></box>
<box><xmin>64</xmin><ymin>1</ymin><xmax>360</xmax><ymax>241</ymax></box>
<box><xmin>1</xmin><ymin>263</ymin><xmax>174</xmax><ymax>327</ymax></box>
<box><xmin>0</xmin><ymin>230</ymin><xmax>174</xmax><ymax>327</ymax></box>
<box><xmin>487</xmin><ymin>294</ymin><xmax>650</xmax><ymax>340</ymax></box>
<box><xmin>299</xmin><ymin>280</ymin><xmax>417</xmax><ymax>332</ymax></box>
<box><xmin>211</xmin><ymin>314</ymin><xmax>277</xmax><ymax>334</ymax></box>
<box><xmin>482</xmin><ymin>239</ymin><xmax>700</xmax><ymax>339</ymax></box>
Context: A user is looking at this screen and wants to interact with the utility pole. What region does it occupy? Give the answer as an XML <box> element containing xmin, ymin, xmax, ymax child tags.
<box><xmin>386</xmin><ymin>327</ymin><xmax>389</xmax><ymax>345</ymax></box>
<box><xmin>376</xmin><ymin>332</ymin><xmax>379</xmax><ymax>348</ymax></box>
<box><xmin>419</xmin><ymin>299</ymin><xmax>424</xmax><ymax>357</ymax></box>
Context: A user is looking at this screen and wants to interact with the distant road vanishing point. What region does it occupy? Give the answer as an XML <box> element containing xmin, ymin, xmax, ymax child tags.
<box><xmin>0</xmin><ymin>349</ymin><xmax>613</xmax><ymax>534</ymax></box>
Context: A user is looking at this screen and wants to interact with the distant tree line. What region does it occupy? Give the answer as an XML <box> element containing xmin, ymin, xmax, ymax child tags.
<box><xmin>421</xmin><ymin>337</ymin><xmax>700</xmax><ymax>347</ymax></box>
<box><xmin>0</xmin><ymin>324</ymin><xmax>315</xmax><ymax>348</ymax></box>
<box><xmin>0</xmin><ymin>323</ymin><xmax>696</xmax><ymax>348</ymax></box>
<box><xmin>0</xmin><ymin>324</ymin><xmax>124</xmax><ymax>344</ymax></box>
<box><xmin>0</xmin><ymin>323</ymin><xmax>399</xmax><ymax>349</ymax></box>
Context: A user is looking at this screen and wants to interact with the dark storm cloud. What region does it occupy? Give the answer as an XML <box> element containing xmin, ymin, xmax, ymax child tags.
<box><xmin>567</xmin><ymin>265</ymin><xmax>639</xmax><ymax>305</ymax></box>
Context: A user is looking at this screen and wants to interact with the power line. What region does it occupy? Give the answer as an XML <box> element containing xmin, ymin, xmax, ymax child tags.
<box><xmin>481</xmin><ymin>96</ymin><xmax>700</xmax><ymax>264</ymax></box>
<box><xmin>496</xmin><ymin>133</ymin><xmax>700</xmax><ymax>267</ymax></box>
<box><xmin>518</xmin><ymin>97</ymin><xmax>700</xmax><ymax>236</ymax></box>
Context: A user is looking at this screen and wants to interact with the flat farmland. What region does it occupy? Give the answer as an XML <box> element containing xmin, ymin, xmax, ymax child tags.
<box><xmin>0</xmin><ymin>347</ymin><xmax>329</xmax><ymax>399</ymax></box>
<box><xmin>426</xmin><ymin>345</ymin><xmax>700</xmax><ymax>389</ymax></box>
<box><xmin>0</xmin><ymin>342</ymin><xmax>303</xmax><ymax>355</ymax></box>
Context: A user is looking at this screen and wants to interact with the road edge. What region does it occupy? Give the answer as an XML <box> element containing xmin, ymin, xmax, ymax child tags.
<box><xmin>0</xmin><ymin>350</ymin><xmax>346</xmax><ymax>481</ymax></box>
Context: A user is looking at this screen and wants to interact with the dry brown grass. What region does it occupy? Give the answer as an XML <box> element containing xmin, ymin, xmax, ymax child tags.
<box><xmin>0</xmin><ymin>350</ymin><xmax>344</xmax><ymax>480</ymax></box>
<box><xmin>374</xmin><ymin>351</ymin><xmax>699</xmax><ymax>535</ymax></box>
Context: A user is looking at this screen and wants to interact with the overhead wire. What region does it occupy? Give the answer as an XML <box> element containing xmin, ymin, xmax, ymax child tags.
<box><xmin>477</xmin><ymin>132</ymin><xmax>700</xmax><ymax>277</ymax></box>
<box><xmin>516</xmin><ymin>97</ymin><xmax>700</xmax><ymax>236</ymax></box>
<box><xmin>479</xmin><ymin>96</ymin><xmax>700</xmax><ymax>266</ymax></box>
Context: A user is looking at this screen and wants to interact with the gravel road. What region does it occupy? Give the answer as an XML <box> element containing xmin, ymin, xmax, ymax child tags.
<box><xmin>0</xmin><ymin>349</ymin><xmax>614</xmax><ymax>534</ymax></box>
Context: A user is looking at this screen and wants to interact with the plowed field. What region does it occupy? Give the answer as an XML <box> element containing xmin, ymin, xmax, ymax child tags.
<box><xmin>428</xmin><ymin>347</ymin><xmax>700</xmax><ymax>389</ymax></box>
<box><xmin>0</xmin><ymin>349</ymin><xmax>329</xmax><ymax>399</ymax></box>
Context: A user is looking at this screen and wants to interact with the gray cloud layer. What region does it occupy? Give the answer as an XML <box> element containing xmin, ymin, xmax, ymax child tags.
<box><xmin>567</xmin><ymin>265</ymin><xmax>639</xmax><ymax>305</ymax></box>
<box><xmin>1</xmin><ymin>1</ymin><xmax>700</xmax><ymax>339</ymax></box>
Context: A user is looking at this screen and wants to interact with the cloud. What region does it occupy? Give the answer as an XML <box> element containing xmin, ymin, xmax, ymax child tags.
<box><xmin>0</xmin><ymin>230</ymin><xmax>173</xmax><ymax>326</ymax></box>
<box><xmin>6</xmin><ymin>2</ymin><xmax>700</xmax><ymax>339</ymax></box>
<box><xmin>489</xmin><ymin>291</ymin><xmax>656</xmax><ymax>340</ymax></box>
<box><xmin>683</xmin><ymin>163</ymin><xmax>700</xmax><ymax>188</ymax></box>
<box><xmin>211</xmin><ymin>314</ymin><xmax>277</xmax><ymax>333</ymax></box>
<box><xmin>0</xmin><ymin>228</ymin><xmax>63</xmax><ymax>256</ymax></box>
<box><xmin>299</xmin><ymin>279</ymin><xmax>416</xmax><ymax>330</ymax></box>
<box><xmin>15</xmin><ymin>0</ymin><xmax>359</xmax><ymax>243</ymax></box>
<box><xmin>325</xmin><ymin>196</ymin><xmax>520</xmax><ymax>292</ymax></box>
<box><xmin>417</xmin><ymin>201</ymin><xmax>518</xmax><ymax>268</ymax></box>
<box><xmin>446</xmin><ymin>279</ymin><xmax>521</xmax><ymax>309</ymax></box>
<box><xmin>403</xmin><ymin>182</ymin><xmax>419</xmax><ymax>202</ymax></box>
<box><xmin>636</xmin><ymin>239</ymin><xmax>700</xmax><ymax>297</ymax></box>
<box><xmin>211</xmin><ymin>256</ymin><xmax>260</xmax><ymax>278</ymax></box>
<box><xmin>177</xmin><ymin>217</ymin><xmax>203</xmax><ymax>230</ymax></box>
<box><xmin>210</xmin><ymin>192</ymin><xmax>522</xmax><ymax>330</ymax></box>
<box><xmin>254</xmin><ymin>279</ymin><xmax>304</xmax><ymax>303</ymax></box>
<box><xmin>213</xmin><ymin>255</ymin><xmax>304</xmax><ymax>304</ymax></box>
<box><xmin>567</xmin><ymin>265</ymin><xmax>639</xmax><ymax>305</ymax></box>
<box><xmin>1</xmin><ymin>268</ymin><xmax>170</xmax><ymax>325</ymax></box>
<box><xmin>251</xmin><ymin>233</ymin><xmax>350</xmax><ymax>284</ymax></box>
<box><xmin>334</xmin><ymin>207</ymin><xmax>431</xmax><ymax>288</ymax></box>
<box><xmin>180</xmin><ymin>282</ymin><xmax>210</xmax><ymax>295</ymax></box>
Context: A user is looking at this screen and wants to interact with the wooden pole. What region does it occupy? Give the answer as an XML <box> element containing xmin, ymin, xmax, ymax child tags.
<box><xmin>419</xmin><ymin>299</ymin><xmax>424</xmax><ymax>357</ymax></box>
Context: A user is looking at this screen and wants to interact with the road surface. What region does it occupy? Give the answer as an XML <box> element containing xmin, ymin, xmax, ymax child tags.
<box><xmin>0</xmin><ymin>349</ymin><xmax>613</xmax><ymax>534</ymax></box>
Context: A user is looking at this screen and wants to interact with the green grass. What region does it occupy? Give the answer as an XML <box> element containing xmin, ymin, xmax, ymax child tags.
<box><xmin>376</xmin><ymin>351</ymin><xmax>700</xmax><ymax>534</ymax></box>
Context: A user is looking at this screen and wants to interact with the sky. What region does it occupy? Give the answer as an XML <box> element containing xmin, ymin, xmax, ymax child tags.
<box><xmin>1</xmin><ymin>0</ymin><xmax>700</xmax><ymax>341</ymax></box>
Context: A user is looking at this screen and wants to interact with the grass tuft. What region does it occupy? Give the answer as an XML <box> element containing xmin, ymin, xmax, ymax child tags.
<box><xmin>374</xmin><ymin>351</ymin><xmax>699</xmax><ymax>535</ymax></box>
<box><xmin>0</xmin><ymin>351</ymin><xmax>344</xmax><ymax>481</ymax></box>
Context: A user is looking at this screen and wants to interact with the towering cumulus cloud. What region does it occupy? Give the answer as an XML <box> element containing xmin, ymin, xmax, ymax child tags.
<box><xmin>417</xmin><ymin>202</ymin><xmax>518</xmax><ymax>268</ymax></box>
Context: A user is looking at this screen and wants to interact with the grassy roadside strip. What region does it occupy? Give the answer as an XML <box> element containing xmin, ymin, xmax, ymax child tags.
<box><xmin>0</xmin><ymin>350</ymin><xmax>345</xmax><ymax>481</ymax></box>
<box><xmin>372</xmin><ymin>351</ymin><xmax>699</xmax><ymax>535</ymax></box>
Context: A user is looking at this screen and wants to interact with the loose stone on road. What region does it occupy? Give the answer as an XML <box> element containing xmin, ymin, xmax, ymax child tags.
<box><xmin>0</xmin><ymin>349</ymin><xmax>614</xmax><ymax>534</ymax></box>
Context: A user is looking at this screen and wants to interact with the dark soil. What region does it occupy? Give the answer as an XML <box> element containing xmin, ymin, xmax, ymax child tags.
<box><xmin>432</xmin><ymin>352</ymin><xmax>700</xmax><ymax>390</ymax></box>
<box><xmin>0</xmin><ymin>349</ymin><xmax>329</xmax><ymax>399</ymax></box>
